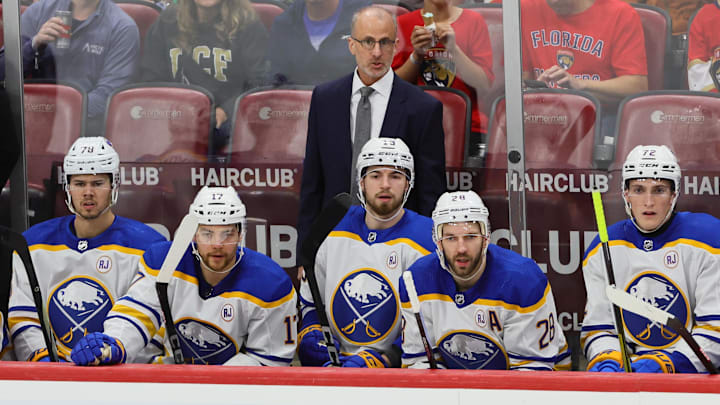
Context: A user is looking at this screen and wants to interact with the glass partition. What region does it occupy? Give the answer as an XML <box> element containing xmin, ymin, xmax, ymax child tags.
<box><xmin>3</xmin><ymin>0</ymin><xmax>717</xmax><ymax>372</ymax></box>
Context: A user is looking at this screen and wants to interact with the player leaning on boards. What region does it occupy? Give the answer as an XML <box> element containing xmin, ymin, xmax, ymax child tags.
<box><xmin>71</xmin><ymin>186</ymin><xmax>298</xmax><ymax>366</ymax></box>
<box><xmin>399</xmin><ymin>191</ymin><xmax>570</xmax><ymax>369</ymax></box>
<box><xmin>8</xmin><ymin>137</ymin><xmax>166</xmax><ymax>361</ymax></box>
<box><xmin>298</xmin><ymin>138</ymin><xmax>435</xmax><ymax>368</ymax></box>
<box><xmin>583</xmin><ymin>145</ymin><xmax>720</xmax><ymax>373</ymax></box>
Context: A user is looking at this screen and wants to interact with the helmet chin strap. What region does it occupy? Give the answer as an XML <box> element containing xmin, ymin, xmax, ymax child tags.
<box><xmin>358</xmin><ymin>173</ymin><xmax>411</xmax><ymax>224</ymax></box>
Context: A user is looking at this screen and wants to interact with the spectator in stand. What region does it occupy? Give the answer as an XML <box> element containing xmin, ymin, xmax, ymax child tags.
<box><xmin>627</xmin><ymin>0</ymin><xmax>705</xmax><ymax>36</ymax></box>
<box><xmin>521</xmin><ymin>0</ymin><xmax>647</xmax><ymax>105</ymax></box>
<box><xmin>138</xmin><ymin>0</ymin><xmax>268</xmax><ymax>153</ymax></box>
<box><xmin>687</xmin><ymin>1</ymin><xmax>720</xmax><ymax>92</ymax></box>
<box><xmin>0</xmin><ymin>0</ymin><xmax>140</xmax><ymax>136</ymax></box>
<box><xmin>268</xmin><ymin>0</ymin><xmax>371</xmax><ymax>85</ymax></box>
<box><xmin>392</xmin><ymin>0</ymin><xmax>493</xmax><ymax>160</ymax></box>
<box><xmin>521</xmin><ymin>0</ymin><xmax>648</xmax><ymax>139</ymax></box>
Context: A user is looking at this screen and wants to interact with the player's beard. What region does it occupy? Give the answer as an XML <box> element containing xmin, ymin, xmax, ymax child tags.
<box><xmin>200</xmin><ymin>247</ymin><xmax>236</xmax><ymax>273</ymax></box>
<box><xmin>365</xmin><ymin>192</ymin><xmax>403</xmax><ymax>218</ymax></box>
<box><xmin>448</xmin><ymin>250</ymin><xmax>484</xmax><ymax>279</ymax></box>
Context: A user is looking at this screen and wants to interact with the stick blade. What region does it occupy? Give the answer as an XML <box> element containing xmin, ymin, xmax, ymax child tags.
<box><xmin>157</xmin><ymin>214</ymin><xmax>198</xmax><ymax>284</ymax></box>
<box><xmin>605</xmin><ymin>285</ymin><xmax>671</xmax><ymax>326</ymax></box>
<box><xmin>300</xmin><ymin>193</ymin><xmax>352</xmax><ymax>269</ymax></box>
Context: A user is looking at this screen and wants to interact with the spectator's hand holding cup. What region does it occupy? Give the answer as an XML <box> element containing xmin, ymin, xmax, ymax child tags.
<box><xmin>31</xmin><ymin>11</ymin><xmax>71</xmax><ymax>50</ymax></box>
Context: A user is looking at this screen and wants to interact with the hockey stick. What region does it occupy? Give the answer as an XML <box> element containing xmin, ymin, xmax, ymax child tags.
<box><xmin>0</xmin><ymin>226</ymin><xmax>59</xmax><ymax>362</ymax></box>
<box><xmin>402</xmin><ymin>271</ymin><xmax>437</xmax><ymax>369</ymax></box>
<box><xmin>605</xmin><ymin>286</ymin><xmax>719</xmax><ymax>374</ymax></box>
<box><xmin>300</xmin><ymin>193</ymin><xmax>352</xmax><ymax>367</ymax></box>
<box><xmin>591</xmin><ymin>191</ymin><xmax>632</xmax><ymax>372</ymax></box>
<box><xmin>155</xmin><ymin>214</ymin><xmax>198</xmax><ymax>364</ymax></box>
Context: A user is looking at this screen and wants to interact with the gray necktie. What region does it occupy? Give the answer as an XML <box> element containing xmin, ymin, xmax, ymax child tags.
<box><xmin>350</xmin><ymin>86</ymin><xmax>374</xmax><ymax>202</ymax></box>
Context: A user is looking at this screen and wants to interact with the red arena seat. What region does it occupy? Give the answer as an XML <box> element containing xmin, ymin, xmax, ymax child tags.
<box><xmin>115</xmin><ymin>1</ymin><xmax>162</xmax><ymax>51</ymax></box>
<box><xmin>251</xmin><ymin>1</ymin><xmax>286</xmax><ymax>31</ymax></box>
<box><xmin>24</xmin><ymin>81</ymin><xmax>86</xmax><ymax>157</ymax></box>
<box><xmin>229</xmin><ymin>86</ymin><xmax>313</xmax><ymax>165</ymax></box>
<box><xmin>462</xmin><ymin>4</ymin><xmax>504</xmax><ymax>117</ymax></box>
<box><xmin>486</xmin><ymin>89</ymin><xmax>601</xmax><ymax>174</ymax></box>
<box><xmin>373</xmin><ymin>2</ymin><xmax>411</xmax><ymax>17</ymax></box>
<box><xmin>104</xmin><ymin>83</ymin><xmax>215</xmax><ymax>162</ymax></box>
<box><xmin>420</xmin><ymin>86</ymin><xmax>471</xmax><ymax>169</ymax></box>
<box><xmin>632</xmin><ymin>4</ymin><xmax>671</xmax><ymax>91</ymax></box>
<box><xmin>612</xmin><ymin>91</ymin><xmax>720</xmax><ymax>171</ymax></box>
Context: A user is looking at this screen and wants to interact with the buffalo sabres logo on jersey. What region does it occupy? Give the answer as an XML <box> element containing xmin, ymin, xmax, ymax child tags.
<box><xmin>176</xmin><ymin>318</ymin><xmax>237</xmax><ymax>364</ymax></box>
<box><xmin>556</xmin><ymin>49</ymin><xmax>574</xmax><ymax>70</ymax></box>
<box><xmin>48</xmin><ymin>278</ymin><xmax>112</xmax><ymax>351</ymax></box>
<box><xmin>439</xmin><ymin>331</ymin><xmax>507</xmax><ymax>370</ymax></box>
<box><xmin>330</xmin><ymin>269</ymin><xmax>398</xmax><ymax>345</ymax></box>
<box><xmin>623</xmin><ymin>273</ymin><xmax>689</xmax><ymax>348</ymax></box>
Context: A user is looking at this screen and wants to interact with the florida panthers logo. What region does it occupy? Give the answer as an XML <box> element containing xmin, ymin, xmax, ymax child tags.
<box><xmin>330</xmin><ymin>269</ymin><xmax>398</xmax><ymax>345</ymax></box>
<box><xmin>556</xmin><ymin>49</ymin><xmax>574</xmax><ymax>70</ymax></box>
<box><xmin>175</xmin><ymin>318</ymin><xmax>237</xmax><ymax>364</ymax></box>
<box><xmin>623</xmin><ymin>272</ymin><xmax>689</xmax><ymax>348</ymax></box>
<box><xmin>438</xmin><ymin>331</ymin><xmax>507</xmax><ymax>370</ymax></box>
<box><xmin>48</xmin><ymin>277</ymin><xmax>112</xmax><ymax>351</ymax></box>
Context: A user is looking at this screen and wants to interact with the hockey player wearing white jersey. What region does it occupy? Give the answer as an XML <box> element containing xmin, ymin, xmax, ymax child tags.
<box><xmin>298</xmin><ymin>138</ymin><xmax>435</xmax><ymax>368</ymax></box>
<box><xmin>8</xmin><ymin>137</ymin><xmax>166</xmax><ymax>361</ymax></box>
<box><xmin>399</xmin><ymin>191</ymin><xmax>570</xmax><ymax>370</ymax></box>
<box><xmin>70</xmin><ymin>186</ymin><xmax>298</xmax><ymax>366</ymax></box>
<box><xmin>583</xmin><ymin>145</ymin><xmax>720</xmax><ymax>373</ymax></box>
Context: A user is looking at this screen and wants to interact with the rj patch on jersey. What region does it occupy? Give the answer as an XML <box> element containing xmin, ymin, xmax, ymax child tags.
<box><xmin>622</xmin><ymin>272</ymin><xmax>689</xmax><ymax>348</ymax></box>
<box><xmin>330</xmin><ymin>269</ymin><xmax>398</xmax><ymax>345</ymax></box>
<box><xmin>176</xmin><ymin>318</ymin><xmax>237</xmax><ymax>364</ymax></box>
<box><xmin>48</xmin><ymin>277</ymin><xmax>112</xmax><ymax>351</ymax></box>
<box><xmin>438</xmin><ymin>330</ymin><xmax>508</xmax><ymax>370</ymax></box>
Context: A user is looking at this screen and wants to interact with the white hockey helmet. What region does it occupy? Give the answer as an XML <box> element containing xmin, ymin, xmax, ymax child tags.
<box><xmin>621</xmin><ymin>145</ymin><xmax>681</xmax><ymax>233</ymax></box>
<box><xmin>190</xmin><ymin>186</ymin><xmax>247</xmax><ymax>271</ymax></box>
<box><xmin>189</xmin><ymin>186</ymin><xmax>247</xmax><ymax>226</ymax></box>
<box><xmin>356</xmin><ymin>137</ymin><xmax>415</xmax><ymax>207</ymax></box>
<box><xmin>432</xmin><ymin>191</ymin><xmax>490</xmax><ymax>272</ymax></box>
<box><xmin>63</xmin><ymin>136</ymin><xmax>120</xmax><ymax>214</ymax></box>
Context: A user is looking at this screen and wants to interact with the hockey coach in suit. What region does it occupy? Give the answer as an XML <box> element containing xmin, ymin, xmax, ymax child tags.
<box><xmin>297</xmin><ymin>5</ymin><xmax>446</xmax><ymax>254</ymax></box>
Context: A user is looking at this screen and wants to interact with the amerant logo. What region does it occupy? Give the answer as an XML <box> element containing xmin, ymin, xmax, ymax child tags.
<box><xmin>130</xmin><ymin>105</ymin><xmax>183</xmax><ymax>120</ymax></box>
<box><xmin>650</xmin><ymin>110</ymin><xmax>704</xmax><ymax>124</ymax></box>
<box><xmin>24</xmin><ymin>103</ymin><xmax>55</xmax><ymax>113</ymax></box>
<box><xmin>258</xmin><ymin>106</ymin><xmax>308</xmax><ymax>121</ymax></box>
<box><xmin>523</xmin><ymin>112</ymin><xmax>568</xmax><ymax>125</ymax></box>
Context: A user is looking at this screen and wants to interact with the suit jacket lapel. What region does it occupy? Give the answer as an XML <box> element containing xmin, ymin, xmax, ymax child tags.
<box><xmin>380</xmin><ymin>74</ymin><xmax>407</xmax><ymax>138</ymax></box>
<box><xmin>334</xmin><ymin>74</ymin><xmax>354</xmax><ymax>181</ymax></box>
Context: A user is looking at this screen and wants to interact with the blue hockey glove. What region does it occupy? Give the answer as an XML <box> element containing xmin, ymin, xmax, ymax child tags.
<box><xmin>326</xmin><ymin>349</ymin><xmax>389</xmax><ymax>368</ymax></box>
<box><xmin>297</xmin><ymin>326</ymin><xmax>340</xmax><ymax>366</ymax></box>
<box><xmin>30</xmin><ymin>348</ymin><xmax>68</xmax><ymax>362</ymax></box>
<box><xmin>71</xmin><ymin>332</ymin><xmax>125</xmax><ymax>366</ymax></box>
<box><xmin>588</xmin><ymin>359</ymin><xmax>623</xmax><ymax>372</ymax></box>
<box><xmin>631</xmin><ymin>351</ymin><xmax>691</xmax><ymax>373</ymax></box>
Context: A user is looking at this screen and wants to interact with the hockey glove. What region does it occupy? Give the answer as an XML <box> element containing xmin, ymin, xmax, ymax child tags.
<box><xmin>71</xmin><ymin>332</ymin><xmax>126</xmax><ymax>366</ymax></box>
<box><xmin>588</xmin><ymin>359</ymin><xmax>623</xmax><ymax>372</ymax></box>
<box><xmin>328</xmin><ymin>349</ymin><xmax>389</xmax><ymax>368</ymax></box>
<box><xmin>631</xmin><ymin>350</ymin><xmax>695</xmax><ymax>373</ymax></box>
<box><xmin>30</xmin><ymin>348</ymin><xmax>68</xmax><ymax>362</ymax></box>
<box><xmin>297</xmin><ymin>326</ymin><xmax>341</xmax><ymax>366</ymax></box>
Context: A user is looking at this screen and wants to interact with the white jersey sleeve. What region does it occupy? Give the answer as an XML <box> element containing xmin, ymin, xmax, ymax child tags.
<box><xmin>103</xmin><ymin>259</ymin><xmax>164</xmax><ymax>362</ymax></box>
<box><xmin>8</xmin><ymin>252</ymin><xmax>47</xmax><ymax>361</ymax></box>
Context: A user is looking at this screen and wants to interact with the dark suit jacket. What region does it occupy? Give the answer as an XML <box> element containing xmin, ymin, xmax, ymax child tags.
<box><xmin>297</xmin><ymin>72</ymin><xmax>446</xmax><ymax>251</ymax></box>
